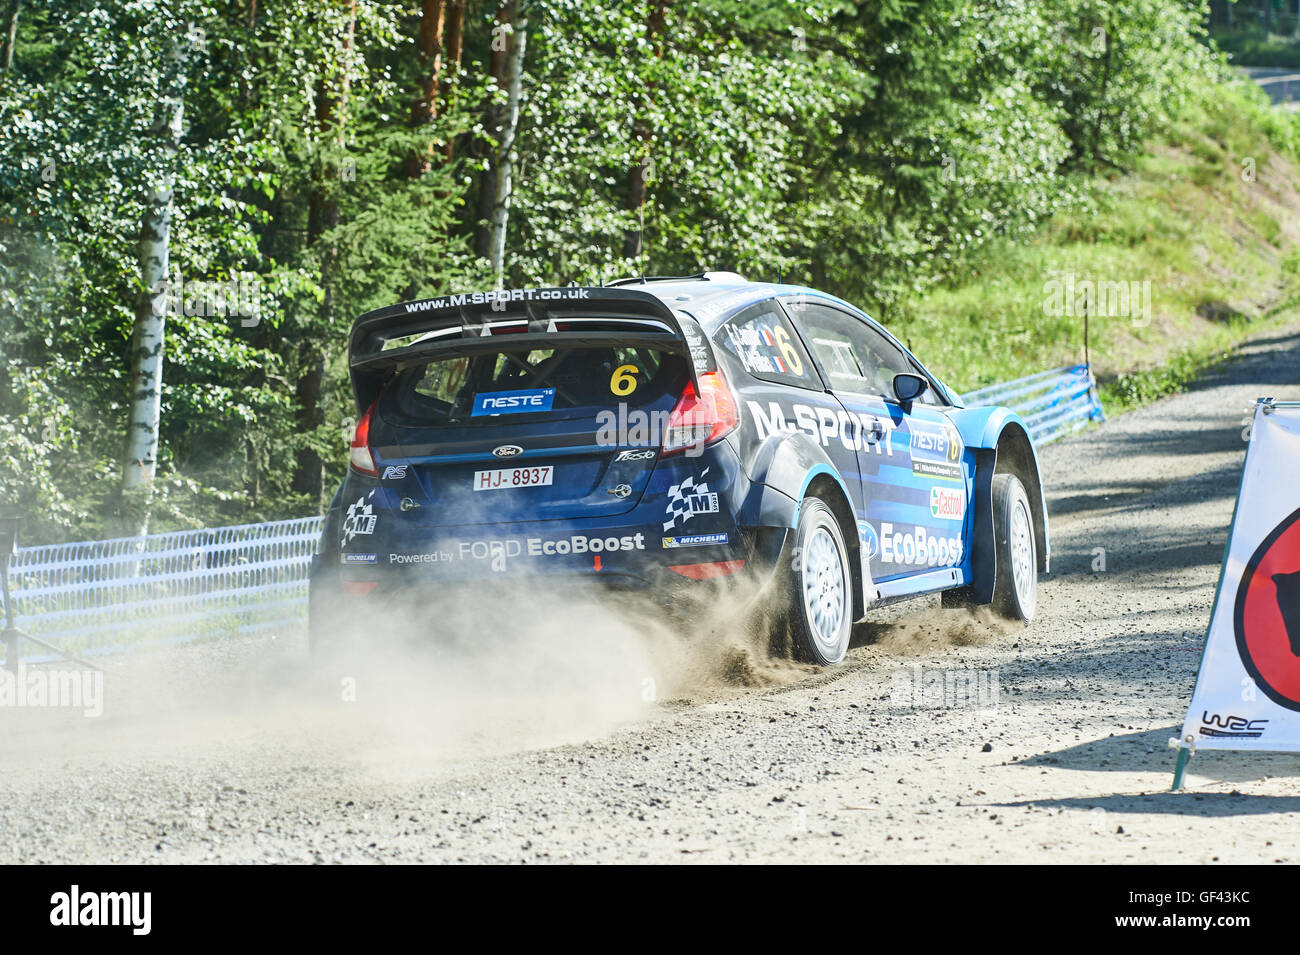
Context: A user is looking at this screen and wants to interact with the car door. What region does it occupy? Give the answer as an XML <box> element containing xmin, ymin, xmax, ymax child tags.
<box><xmin>783</xmin><ymin>298</ymin><xmax>969</xmax><ymax>583</ymax></box>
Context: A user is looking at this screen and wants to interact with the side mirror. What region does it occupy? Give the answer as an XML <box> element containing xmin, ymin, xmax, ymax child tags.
<box><xmin>892</xmin><ymin>372</ymin><xmax>929</xmax><ymax>406</ymax></box>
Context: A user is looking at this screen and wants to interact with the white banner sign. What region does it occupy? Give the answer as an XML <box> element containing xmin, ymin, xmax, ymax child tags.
<box><xmin>1178</xmin><ymin>401</ymin><xmax>1300</xmax><ymax>751</ymax></box>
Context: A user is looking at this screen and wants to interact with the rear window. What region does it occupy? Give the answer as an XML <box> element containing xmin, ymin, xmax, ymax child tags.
<box><xmin>381</xmin><ymin>346</ymin><xmax>686</xmax><ymax>427</ymax></box>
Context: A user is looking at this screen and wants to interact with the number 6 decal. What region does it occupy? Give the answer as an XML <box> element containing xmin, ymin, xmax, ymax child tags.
<box><xmin>773</xmin><ymin>327</ymin><xmax>803</xmax><ymax>375</ymax></box>
<box><xmin>610</xmin><ymin>363</ymin><xmax>639</xmax><ymax>396</ymax></box>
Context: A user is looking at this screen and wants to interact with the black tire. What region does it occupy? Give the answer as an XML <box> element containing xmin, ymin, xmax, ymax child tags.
<box><xmin>991</xmin><ymin>473</ymin><xmax>1037</xmax><ymax>622</ymax></box>
<box><xmin>771</xmin><ymin>497</ymin><xmax>854</xmax><ymax>666</ymax></box>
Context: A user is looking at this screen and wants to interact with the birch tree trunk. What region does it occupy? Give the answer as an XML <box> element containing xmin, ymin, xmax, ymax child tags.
<box><xmin>474</xmin><ymin>1</ymin><xmax>510</xmax><ymax>259</ymax></box>
<box><xmin>488</xmin><ymin>4</ymin><xmax>526</xmax><ymax>286</ymax></box>
<box><xmin>2</xmin><ymin>0</ymin><xmax>20</xmax><ymax>71</ymax></box>
<box><xmin>121</xmin><ymin>47</ymin><xmax>185</xmax><ymax>538</ymax></box>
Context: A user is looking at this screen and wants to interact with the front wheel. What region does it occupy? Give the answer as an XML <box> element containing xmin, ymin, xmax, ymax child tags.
<box><xmin>991</xmin><ymin>473</ymin><xmax>1037</xmax><ymax>622</ymax></box>
<box><xmin>774</xmin><ymin>497</ymin><xmax>854</xmax><ymax>666</ymax></box>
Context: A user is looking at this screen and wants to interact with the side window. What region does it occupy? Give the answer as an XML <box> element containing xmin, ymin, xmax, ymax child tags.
<box><xmin>790</xmin><ymin>302</ymin><xmax>915</xmax><ymax>401</ymax></box>
<box><xmin>713</xmin><ymin>301</ymin><xmax>820</xmax><ymax>391</ymax></box>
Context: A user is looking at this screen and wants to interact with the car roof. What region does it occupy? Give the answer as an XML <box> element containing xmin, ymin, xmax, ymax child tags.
<box><xmin>613</xmin><ymin>273</ymin><xmax>963</xmax><ymax>407</ymax></box>
<box><xmin>607</xmin><ymin>272</ymin><xmax>867</xmax><ymax>333</ymax></box>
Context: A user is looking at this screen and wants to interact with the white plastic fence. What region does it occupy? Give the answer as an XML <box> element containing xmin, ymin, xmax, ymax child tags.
<box><xmin>6</xmin><ymin>364</ymin><xmax>1104</xmax><ymax>658</ymax></box>
<box><xmin>8</xmin><ymin>517</ymin><xmax>324</xmax><ymax>659</ymax></box>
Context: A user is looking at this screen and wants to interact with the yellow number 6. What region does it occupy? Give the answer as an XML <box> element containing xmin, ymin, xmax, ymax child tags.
<box><xmin>773</xmin><ymin>327</ymin><xmax>803</xmax><ymax>375</ymax></box>
<box><xmin>610</xmin><ymin>363</ymin><xmax>639</xmax><ymax>397</ymax></box>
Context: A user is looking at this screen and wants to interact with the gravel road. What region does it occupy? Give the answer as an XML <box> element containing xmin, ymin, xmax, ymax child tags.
<box><xmin>4</xmin><ymin>324</ymin><xmax>1300</xmax><ymax>864</ymax></box>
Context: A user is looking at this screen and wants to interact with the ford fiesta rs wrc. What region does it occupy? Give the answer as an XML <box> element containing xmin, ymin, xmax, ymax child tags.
<box><xmin>309</xmin><ymin>272</ymin><xmax>1049</xmax><ymax>666</ymax></box>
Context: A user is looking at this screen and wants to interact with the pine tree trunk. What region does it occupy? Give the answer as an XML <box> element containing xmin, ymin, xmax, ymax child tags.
<box><xmin>405</xmin><ymin>0</ymin><xmax>445</xmax><ymax>178</ymax></box>
<box><xmin>291</xmin><ymin>0</ymin><xmax>356</xmax><ymax>506</ymax></box>
<box><xmin>442</xmin><ymin>0</ymin><xmax>465</xmax><ymax>159</ymax></box>
<box><xmin>622</xmin><ymin>0</ymin><xmax>670</xmax><ymax>262</ymax></box>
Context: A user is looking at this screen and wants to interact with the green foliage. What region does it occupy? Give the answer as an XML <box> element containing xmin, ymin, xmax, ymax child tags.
<box><xmin>0</xmin><ymin>0</ymin><xmax>1295</xmax><ymax>544</ymax></box>
<box><xmin>1211</xmin><ymin>23</ymin><xmax>1300</xmax><ymax>68</ymax></box>
<box><xmin>1104</xmin><ymin>343</ymin><xmax>1238</xmax><ymax>413</ymax></box>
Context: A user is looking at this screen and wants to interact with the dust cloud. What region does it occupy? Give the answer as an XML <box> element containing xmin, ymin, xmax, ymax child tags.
<box><xmin>0</xmin><ymin>573</ymin><xmax>820</xmax><ymax>781</ymax></box>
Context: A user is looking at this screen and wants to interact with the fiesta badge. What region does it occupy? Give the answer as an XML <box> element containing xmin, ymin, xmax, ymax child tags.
<box><xmin>1235</xmin><ymin>506</ymin><xmax>1300</xmax><ymax>711</ymax></box>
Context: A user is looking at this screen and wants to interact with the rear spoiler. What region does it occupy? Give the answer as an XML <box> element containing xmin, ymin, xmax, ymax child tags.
<box><xmin>347</xmin><ymin>286</ymin><xmax>706</xmax><ymax>411</ymax></box>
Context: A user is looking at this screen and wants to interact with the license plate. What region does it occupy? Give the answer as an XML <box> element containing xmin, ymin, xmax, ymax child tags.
<box><xmin>473</xmin><ymin>466</ymin><xmax>554</xmax><ymax>492</ymax></box>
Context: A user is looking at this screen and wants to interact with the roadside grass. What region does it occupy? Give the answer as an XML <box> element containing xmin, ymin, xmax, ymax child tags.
<box><xmin>896</xmin><ymin>78</ymin><xmax>1300</xmax><ymax>410</ymax></box>
<box><xmin>1096</xmin><ymin>311</ymin><xmax>1294</xmax><ymax>415</ymax></box>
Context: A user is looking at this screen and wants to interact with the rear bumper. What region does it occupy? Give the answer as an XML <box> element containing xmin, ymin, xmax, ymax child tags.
<box><xmin>313</xmin><ymin>523</ymin><xmax>790</xmax><ymax>621</ymax></box>
<box><xmin>326</xmin><ymin>524</ymin><xmax>786</xmax><ymax>589</ymax></box>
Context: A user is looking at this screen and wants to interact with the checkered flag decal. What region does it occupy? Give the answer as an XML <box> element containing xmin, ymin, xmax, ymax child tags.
<box><xmin>341</xmin><ymin>490</ymin><xmax>377</xmax><ymax>546</ymax></box>
<box><xmin>663</xmin><ymin>468</ymin><xmax>710</xmax><ymax>531</ymax></box>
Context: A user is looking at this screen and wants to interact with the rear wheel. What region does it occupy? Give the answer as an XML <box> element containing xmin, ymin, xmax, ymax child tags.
<box><xmin>772</xmin><ymin>497</ymin><xmax>854</xmax><ymax>666</ymax></box>
<box><xmin>991</xmin><ymin>473</ymin><xmax>1037</xmax><ymax>622</ymax></box>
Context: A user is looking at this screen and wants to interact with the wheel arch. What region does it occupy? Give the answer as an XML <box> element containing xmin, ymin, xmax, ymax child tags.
<box><xmin>991</xmin><ymin>422</ymin><xmax>1049</xmax><ymax>574</ymax></box>
<box><xmin>950</xmin><ymin>407</ymin><xmax>1049</xmax><ymax>575</ymax></box>
<box><xmin>947</xmin><ymin>409</ymin><xmax>1050</xmax><ymax>606</ymax></box>
<box><xmin>801</xmin><ymin>471</ymin><xmax>866</xmax><ymax>622</ymax></box>
<box><xmin>738</xmin><ymin>433</ymin><xmax>866</xmax><ymax>620</ymax></box>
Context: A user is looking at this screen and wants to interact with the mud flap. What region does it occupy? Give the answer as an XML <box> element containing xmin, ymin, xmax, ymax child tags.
<box><xmin>968</xmin><ymin>447</ymin><xmax>997</xmax><ymax>605</ymax></box>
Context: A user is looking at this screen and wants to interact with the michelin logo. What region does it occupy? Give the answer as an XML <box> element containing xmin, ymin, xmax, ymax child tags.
<box><xmin>662</xmin><ymin>533</ymin><xmax>729</xmax><ymax>548</ymax></box>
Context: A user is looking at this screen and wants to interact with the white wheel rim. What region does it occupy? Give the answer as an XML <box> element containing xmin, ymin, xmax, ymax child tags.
<box><xmin>802</xmin><ymin>526</ymin><xmax>847</xmax><ymax>651</ymax></box>
<box><xmin>1010</xmin><ymin>496</ymin><xmax>1035</xmax><ymax>610</ymax></box>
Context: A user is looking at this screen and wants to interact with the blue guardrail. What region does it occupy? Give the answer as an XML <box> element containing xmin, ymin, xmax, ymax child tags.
<box><xmin>960</xmin><ymin>363</ymin><xmax>1105</xmax><ymax>446</ymax></box>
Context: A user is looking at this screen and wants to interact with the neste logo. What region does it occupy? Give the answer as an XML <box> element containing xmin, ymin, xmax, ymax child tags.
<box><xmin>472</xmin><ymin>388</ymin><xmax>555</xmax><ymax>417</ymax></box>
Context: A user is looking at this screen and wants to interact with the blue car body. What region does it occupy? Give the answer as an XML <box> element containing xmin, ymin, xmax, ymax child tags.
<box><xmin>311</xmin><ymin>273</ymin><xmax>1049</xmax><ymax>635</ymax></box>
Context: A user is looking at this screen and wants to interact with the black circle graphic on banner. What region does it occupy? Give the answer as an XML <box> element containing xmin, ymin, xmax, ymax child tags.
<box><xmin>1235</xmin><ymin>506</ymin><xmax>1300</xmax><ymax>712</ymax></box>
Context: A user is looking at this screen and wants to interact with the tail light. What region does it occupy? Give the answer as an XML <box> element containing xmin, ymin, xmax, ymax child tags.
<box><xmin>662</xmin><ymin>370</ymin><xmax>739</xmax><ymax>456</ymax></box>
<box><xmin>349</xmin><ymin>400</ymin><xmax>379</xmax><ymax>476</ymax></box>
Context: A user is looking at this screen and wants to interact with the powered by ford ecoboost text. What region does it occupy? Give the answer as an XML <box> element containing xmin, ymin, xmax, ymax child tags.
<box><xmin>309</xmin><ymin>272</ymin><xmax>1049</xmax><ymax>665</ymax></box>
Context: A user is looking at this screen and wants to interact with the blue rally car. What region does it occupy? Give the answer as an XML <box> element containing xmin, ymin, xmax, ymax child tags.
<box><xmin>309</xmin><ymin>272</ymin><xmax>1048</xmax><ymax>666</ymax></box>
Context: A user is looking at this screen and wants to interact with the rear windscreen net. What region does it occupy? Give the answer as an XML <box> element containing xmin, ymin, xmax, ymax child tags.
<box><xmin>380</xmin><ymin>346</ymin><xmax>686</xmax><ymax>427</ymax></box>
